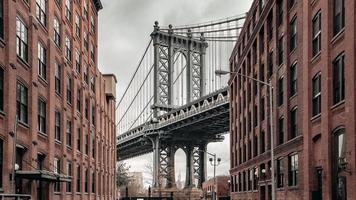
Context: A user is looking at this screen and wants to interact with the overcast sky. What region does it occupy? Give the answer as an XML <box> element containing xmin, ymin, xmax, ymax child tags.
<box><xmin>98</xmin><ymin>0</ymin><xmax>253</xmax><ymax>186</ymax></box>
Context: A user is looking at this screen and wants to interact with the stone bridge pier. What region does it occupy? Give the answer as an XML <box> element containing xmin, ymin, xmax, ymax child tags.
<box><xmin>148</xmin><ymin>135</ymin><xmax>208</xmax><ymax>190</ymax></box>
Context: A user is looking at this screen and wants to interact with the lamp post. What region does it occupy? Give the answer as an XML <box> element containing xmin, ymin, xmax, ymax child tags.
<box><xmin>198</xmin><ymin>150</ymin><xmax>221</xmax><ymax>200</ymax></box>
<box><xmin>215</xmin><ymin>69</ymin><xmax>276</xmax><ymax>200</ymax></box>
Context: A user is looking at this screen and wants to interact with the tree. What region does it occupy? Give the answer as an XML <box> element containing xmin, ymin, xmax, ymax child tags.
<box><xmin>116</xmin><ymin>162</ymin><xmax>131</xmax><ymax>187</ymax></box>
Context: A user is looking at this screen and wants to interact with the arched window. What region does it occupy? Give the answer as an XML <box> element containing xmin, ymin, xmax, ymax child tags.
<box><xmin>332</xmin><ymin>128</ymin><xmax>347</xmax><ymax>200</ymax></box>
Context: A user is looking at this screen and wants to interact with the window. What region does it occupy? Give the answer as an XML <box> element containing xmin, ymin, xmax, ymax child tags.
<box><xmin>16</xmin><ymin>17</ymin><xmax>28</xmax><ymax>62</ymax></box>
<box><xmin>38</xmin><ymin>42</ymin><xmax>46</xmax><ymax>79</ymax></box>
<box><xmin>312</xmin><ymin>11</ymin><xmax>321</xmax><ymax>56</ymax></box>
<box><xmin>0</xmin><ymin>68</ymin><xmax>3</xmax><ymax>111</ymax></box>
<box><xmin>0</xmin><ymin>139</ymin><xmax>3</xmax><ymax>189</ymax></box>
<box><xmin>17</xmin><ymin>82</ymin><xmax>28</xmax><ymax>123</ymax></box>
<box><xmin>76</xmin><ymin>165</ymin><xmax>81</xmax><ymax>192</ymax></box>
<box><xmin>277</xmin><ymin>0</ymin><xmax>283</xmax><ymax>26</ymax></box>
<box><xmin>36</xmin><ymin>0</ymin><xmax>46</xmax><ymax>26</ymax></box>
<box><xmin>290</xmin><ymin>62</ymin><xmax>297</xmax><ymax>96</ymax></box>
<box><xmin>312</xmin><ymin>74</ymin><xmax>321</xmax><ymax>116</ymax></box>
<box><xmin>77</xmin><ymin>128</ymin><xmax>81</xmax><ymax>151</ymax></box>
<box><xmin>278</xmin><ymin>37</ymin><xmax>284</xmax><ymax>66</ymax></box>
<box><xmin>65</xmin><ymin>0</ymin><xmax>71</xmax><ymax>21</ymax></box>
<box><xmin>66</xmin><ymin>77</ymin><xmax>72</xmax><ymax>104</ymax></box>
<box><xmin>333</xmin><ymin>0</ymin><xmax>345</xmax><ymax>35</ymax></box>
<box><xmin>75</xmin><ymin>13</ymin><xmax>80</xmax><ymax>38</ymax></box>
<box><xmin>288</xmin><ymin>0</ymin><xmax>295</xmax><ymax>10</ymax></box>
<box><xmin>333</xmin><ymin>54</ymin><xmax>345</xmax><ymax>105</ymax></box>
<box><xmin>288</xmin><ymin>153</ymin><xmax>298</xmax><ymax>186</ymax></box>
<box><xmin>84</xmin><ymin>169</ymin><xmax>88</xmax><ymax>193</ymax></box>
<box><xmin>290</xmin><ymin>107</ymin><xmax>298</xmax><ymax>139</ymax></box>
<box><xmin>0</xmin><ymin>0</ymin><xmax>4</xmax><ymax>38</ymax></box>
<box><xmin>260</xmin><ymin>131</ymin><xmax>265</xmax><ymax>153</ymax></box>
<box><xmin>92</xmin><ymin>137</ymin><xmax>95</xmax><ymax>158</ymax></box>
<box><xmin>84</xmin><ymin>32</ymin><xmax>89</xmax><ymax>51</ymax></box>
<box><xmin>66</xmin><ymin>162</ymin><xmax>72</xmax><ymax>192</ymax></box>
<box><xmin>55</xmin><ymin>63</ymin><xmax>61</xmax><ymax>94</ymax></box>
<box><xmin>77</xmin><ymin>88</ymin><xmax>81</xmax><ymax>112</ymax></box>
<box><xmin>55</xmin><ymin>111</ymin><xmax>61</xmax><ymax>141</ymax></box>
<box><xmin>290</xmin><ymin>17</ymin><xmax>297</xmax><ymax>52</ymax></box>
<box><xmin>84</xmin><ymin>0</ymin><xmax>88</xmax><ymax>20</ymax></box>
<box><xmin>66</xmin><ymin>120</ymin><xmax>72</xmax><ymax>147</ymax></box>
<box><xmin>85</xmin><ymin>133</ymin><xmax>89</xmax><ymax>155</ymax></box>
<box><xmin>65</xmin><ymin>35</ymin><xmax>72</xmax><ymax>61</ymax></box>
<box><xmin>260</xmin><ymin>97</ymin><xmax>265</xmax><ymax>121</ymax></box>
<box><xmin>38</xmin><ymin>99</ymin><xmax>46</xmax><ymax>133</ymax></box>
<box><xmin>90</xmin><ymin>43</ymin><xmax>95</xmax><ymax>62</ymax></box>
<box><xmin>75</xmin><ymin>49</ymin><xmax>81</xmax><ymax>73</ymax></box>
<box><xmin>91</xmin><ymin>171</ymin><xmax>95</xmax><ymax>193</ymax></box>
<box><xmin>277</xmin><ymin>158</ymin><xmax>284</xmax><ymax>188</ymax></box>
<box><xmin>278</xmin><ymin>117</ymin><xmax>284</xmax><ymax>145</ymax></box>
<box><xmin>91</xmin><ymin>16</ymin><xmax>95</xmax><ymax>33</ymax></box>
<box><xmin>54</xmin><ymin>17</ymin><xmax>61</xmax><ymax>46</ymax></box>
<box><xmin>90</xmin><ymin>76</ymin><xmax>95</xmax><ymax>93</ymax></box>
<box><xmin>332</xmin><ymin>128</ymin><xmax>346</xmax><ymax>200</ymax></box>
<box><xmin>268</xmin><ymin>51</ymin><xmax>273</xmax><ymax>77</ymax></box>
<box><xmin>84</xmin><ymin>64</ymin><xmax>89</xmax><ymax>84</ymax></box>
<box><xmin>278</xmin><ymin>77</ymin><xmax>284</xmax><ymax>106</ymax></box>
<box><xmin>85</xmin><ymin>98</ymin><xmax>89</xmax><ymax>119</ymax></box>
<box><xmin>54</xmin><ymin>158</ymin><xmax>61</xmax><ymax>192</ymax></box>
<box><xmin>267</xmin><ymin>12</ymin><xmax>273</xmax><ymax>41</ymax></box>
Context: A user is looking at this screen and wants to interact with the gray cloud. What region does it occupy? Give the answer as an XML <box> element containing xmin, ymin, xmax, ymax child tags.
<box><xmin>98</xmin><ymin>0</ymin><xmax>253</xmax><ymax>185</ymax></box>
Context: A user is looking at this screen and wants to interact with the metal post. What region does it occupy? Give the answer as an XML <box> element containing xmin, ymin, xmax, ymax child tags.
<box><xmin>213</xmin><ymin>154</ymin><xmax>216</xmax><ymax>200</ymax></box>
<box><xmin>11</xmin><ymin>116</ymin><xmax>18</xmax><ymax>193</ymax></box>
<box><xmin>269</xmin><ymin>82</ymin><xmax>275</xmax><ymax>200</ymax></box>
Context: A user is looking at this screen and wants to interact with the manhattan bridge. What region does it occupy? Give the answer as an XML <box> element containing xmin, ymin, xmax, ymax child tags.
<box><xmin>117</xmin><ymin>14</ymin><xmax>245</xmax><ymax>191</ymax></box>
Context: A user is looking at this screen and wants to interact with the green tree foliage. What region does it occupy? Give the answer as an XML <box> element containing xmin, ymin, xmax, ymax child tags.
<box><xmin>116</xmin><ymin>162</ymin><xmax>131</xmax><ymax>187</ymax></box>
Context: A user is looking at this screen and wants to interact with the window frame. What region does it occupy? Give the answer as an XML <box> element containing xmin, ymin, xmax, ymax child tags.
<box><xmin>332</xmin><ymin>53</ymin><xmax>345</xmax><ymax>105</ymax></box>
<box><xmin>288</xmin><ymin>153</ymin><xmax>299</xmax><ymax>187</ymax></box>
<box><xmin>312</xmin><ymin>73</ymin><xmax>321</xmax><ymax>116</ymax></box>
<box><xmin>16</xmin><ymin>17</ymin><xmax>28</xmax><ymax>62</ymax></box>
<box><xmin>16</xmin><ymin>81</ymin><xmax>28</xmax><ymax>124</ymax></box>
<box><xmin>290</xmin><ymin>107</ymin><xmax>298</xmax><ymax>139</ymax></box>
<box><xmin>312</xmin><ymin>11</ymin><xmax>322</xmax><ymax>57</ymax></box>
<box><xmin>290</xmin><ymin>61</ymin><xmax>297</xmax><ymax>96</ymax></box>
<box><xmin>36</xmin><ymin>0</ymin><xmax>46</xmax><ymax>27</ymax></box>
<box><xmin>66</xmin><ymin>120</ymin><xmax>72</xmax><ymax>147</ymax></box>
<box><xmin>289</xmin><ymin>17</ymin><xmax>297</xmax><ymax>52</ymax></box>
<box><xmin>333</xmin><ymin>0</ymin><xmax>345</xmax><ymax>35</ymax></box>
<box><xmin>38</xmin><ymin>42</ymin><xmax>47</xmax><ymax>80</ymax></box>
<box><xmin>53</xmin><ymin>16</ymin><xmax>61</xmax><ymax>47</ymax></box>
<box><xmin>55</xmin><ymin>111</ymin><xmax>61</xmax><ymax>141</ymax></box>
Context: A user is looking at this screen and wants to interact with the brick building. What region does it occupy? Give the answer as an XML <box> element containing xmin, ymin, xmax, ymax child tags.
<box><xmin>202</xmin><ymin>176</ymin><xmax>230</xmax><ymax>200</ymax></box>
<box><xmin>0</xmin><ymin>0</ymin><xmax>117</xmax><ymax>199</ymax></box>
<box><xmin>229</xmin><ymin>0</ymin><xmax>355</xmax><ymax>199</ymax></box>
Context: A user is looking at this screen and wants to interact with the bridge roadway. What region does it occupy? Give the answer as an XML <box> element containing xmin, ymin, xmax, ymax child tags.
<box><xmin>117</xmin><ymin>87</ymin><xmax>230</xmax><ymax>161</ymax></box>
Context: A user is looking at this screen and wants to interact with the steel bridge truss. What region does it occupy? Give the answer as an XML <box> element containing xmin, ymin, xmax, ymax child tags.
<box><xmin>151</xmin><ymin>22</ymin><xmax>208</xmax><ymax>117</ymax></box>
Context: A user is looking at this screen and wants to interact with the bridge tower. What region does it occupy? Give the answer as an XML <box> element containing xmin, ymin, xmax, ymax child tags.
<box><xmin>149</xmin><ymin>22</ymin><xmax>209</xmax><ymax>190</ymax></box>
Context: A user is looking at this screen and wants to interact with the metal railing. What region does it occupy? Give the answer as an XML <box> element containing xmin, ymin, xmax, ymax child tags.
<box><xmin>0</xmin><ymin>194</ymin><xmax>31</xmax><ymax>200</ymax></box>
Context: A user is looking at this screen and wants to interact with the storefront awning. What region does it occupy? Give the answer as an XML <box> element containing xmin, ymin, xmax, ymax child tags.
<box><xmin>15</xmin><ymin>170</ymin><xmax>71</xmax><ymax>182</ymax></box>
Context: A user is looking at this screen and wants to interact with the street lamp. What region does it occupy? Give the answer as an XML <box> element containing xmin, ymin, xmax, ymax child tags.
<box><xmin>215</xmin><ymin>69</ymin><xmax>276</xmax><ymax>200</ymax></box>
<box><xmin>198</xmin><ymin>150</ymin><xmax>221</xmax><ymax>200</ymax></box>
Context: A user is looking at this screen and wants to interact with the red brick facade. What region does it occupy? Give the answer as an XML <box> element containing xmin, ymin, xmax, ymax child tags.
<box><xmin>229</xmin><ymin>0</ymin><xmax>356</xmax><ymax>199</ymax></box>
<box><xmin>0</xmin><ymin>0</ymin><xmax>117</xmax><ymax>199</ymax></box>
<box><xmin>202</xmin><ymin>176</ymin><xmax>230</xmax><ymax>200</ymax></box>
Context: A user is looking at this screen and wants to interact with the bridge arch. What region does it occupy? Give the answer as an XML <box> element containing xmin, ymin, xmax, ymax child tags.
<box><xmin>172</xmin><ymin>51</ymin><xmax>188</xmax><ymax>106</ymax></box>
<box><xmin>174</xmin><ymin>147</ymin><xmax>187</xmax><ymax>188</ymax></box>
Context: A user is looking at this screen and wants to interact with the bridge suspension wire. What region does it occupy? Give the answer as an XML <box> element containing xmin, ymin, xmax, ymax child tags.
<box><xmin>117</xmin><ymin>14</ymin><xmax>246</xmax><ymax>135</ymax></box>
<box><xmin>160</xmin><ymin>13</ymin><xmax>246</xmax><ymax>30</ymax></box>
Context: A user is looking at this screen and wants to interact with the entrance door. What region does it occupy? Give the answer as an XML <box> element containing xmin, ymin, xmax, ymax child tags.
<box><xmin>260</xmin><ymin>185</ymin><xmax>266</xmax><ymax>200</ymax></box>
